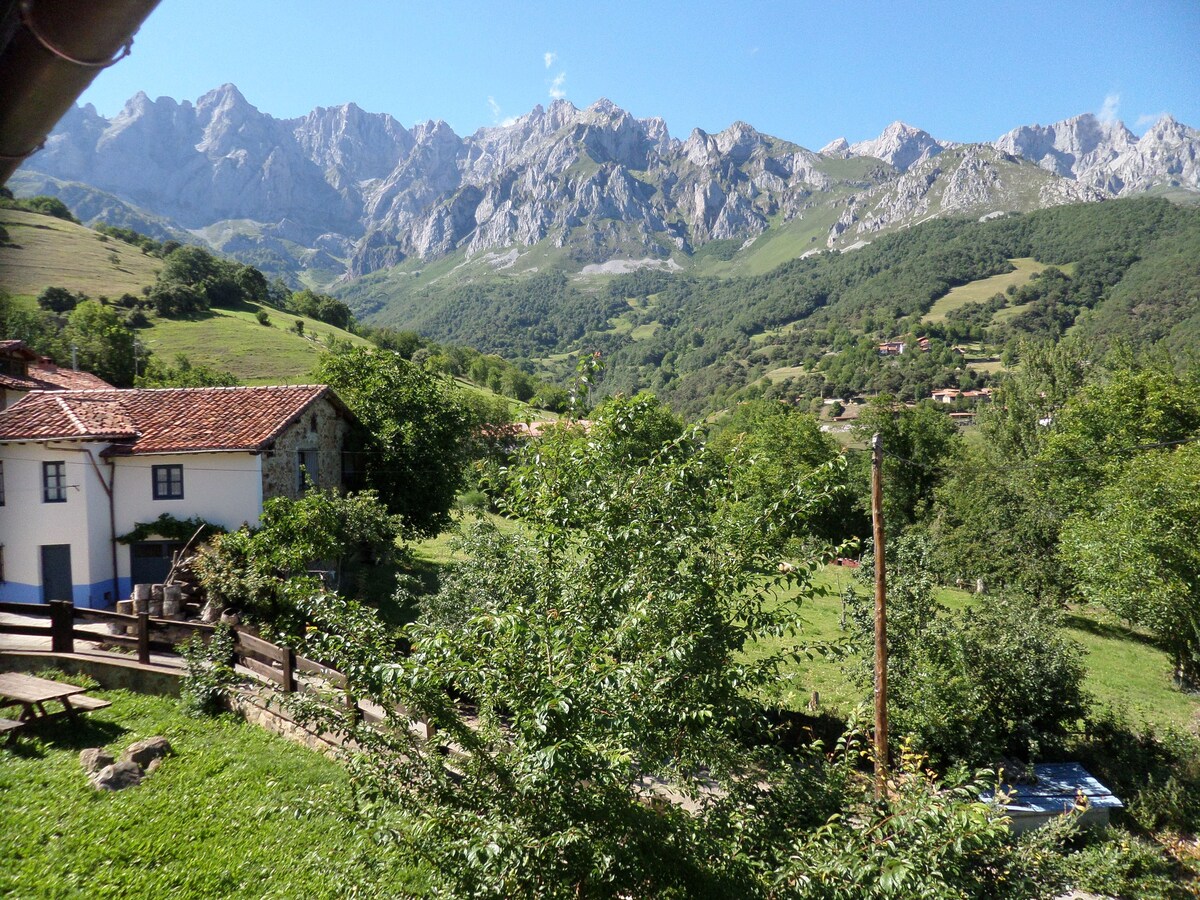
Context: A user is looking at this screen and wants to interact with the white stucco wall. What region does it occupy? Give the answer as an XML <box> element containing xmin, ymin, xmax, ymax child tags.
<box><xmin>0</xmin><ymin>443</ymin><xmax>266</xmax><ymax>608</ymax></box>
<box><xmin>0</xmin><ymin>440</ymin><xmax>117</xmax><ymax>607</ymax></box>
<box><xmin>111</xmin><ymin>451</ymin><xmax>264</xmax><ymax>585</ymax></box>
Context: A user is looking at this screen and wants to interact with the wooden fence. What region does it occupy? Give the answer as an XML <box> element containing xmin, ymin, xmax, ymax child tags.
<box><xmin>0</xmin><ymin>601</ymin><xmax>425</xmax><ymax>734</ymax></box>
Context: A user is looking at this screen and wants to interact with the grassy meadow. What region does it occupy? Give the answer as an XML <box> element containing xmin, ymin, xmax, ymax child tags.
<box><xmin>0</xmin><ymin>209</ymin><xmax>162</xmax><ymax>298</ymax></box>
<box><xmin>139</xmin><ymin>304</ymin><xmax>370</xmax><ymax>384</ymax></box>
<box><xmin>923</xmin><ymin>257</ymin><xmax>1047</xmax><ymax>323</ymax></box>
<box><xmin>0</xmin><ymin>208</ymin><xmax>371</xmax><ymax>385</ymax></box>
<box><xmin>0</xmin><ymin>686</ymin><xmax>424</xmax><ymax>899</ymax></box>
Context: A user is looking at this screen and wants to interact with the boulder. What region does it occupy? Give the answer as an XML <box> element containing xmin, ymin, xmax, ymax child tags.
<box><xmin>79</xmin><ymin>747</ymin><xmax>114</xmax><ymax>775</ymax></box>
<box><xmin>122</xmin><ymin>736</ymin><xmax>173</xmax><ymax>768</ymax></box>
<box><xmin>91</xmin><ymin>760</ymin><xmax>144</xmax><ymax>791</ymax></box>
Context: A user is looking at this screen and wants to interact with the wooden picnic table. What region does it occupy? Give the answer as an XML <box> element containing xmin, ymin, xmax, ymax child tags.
<box><xmin>0</xmin><ymin>671</ymin><xmax>89</xmax><ymax>721</ymax></box>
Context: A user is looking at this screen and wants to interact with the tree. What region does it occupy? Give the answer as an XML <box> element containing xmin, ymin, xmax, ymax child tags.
<box><xmin>36</xmin><ymin>286</ymin><xmax>80</xmax><ymax>313</ymax></box>
<box><xmin>710</xmin><ymin>400</ymin><xmax>859</xmax><ymax>547</ymax></box>
<box><xmin>193</xmin><ymin>489</ymin><xmax>403</xmax><ymax>628</ymax></box>
<box><xmin>1062</xmin><ymin>443</ymin><xmax>1200</xmax><ymax>685</ymax></box>
<box><xmin>284</xmin><ymin>406</ymin><xmax>1061</xmax><ymax>897</ymax></box>
<box><xmin>851</xmin><ymin>396</ymin><xmax>960</xmax><ymax>533</ymax></box>
<box><xmin>315</xmin><ymin>347</ymin><xmax>475</xmax><ymax>537</ymax></box>
<box><xmin>62</xmin><ymin>300</ymin><xmax>136</xmax><ymax>386</ymax></box>
<box><xmin>847</xmin><ymin>536</ymin><xmax>1088</xmax><ymax>766</ymax></box>
<box><xmin>158</xmin><ymin>244</ymin><xmax>223</xmax><ymax>286</ymax></box>
<box><xmin>294</xmin><ymin>408</ymin><xmax>849</xmax><ymax>897</ymax></box>
<box><xmin>135</xmin><ymin>353</ymin><xmax>239</xmax><ymax>388</ymax></box>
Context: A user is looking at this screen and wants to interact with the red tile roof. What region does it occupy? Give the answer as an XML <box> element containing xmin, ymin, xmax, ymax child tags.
<box><xmin>0</xmin><ymin>340</ymin><xmax>113</xmax><ymax>393</ymax></box>
<box><xmin>0</xmin><ymin>385</ymin><xmax>343</xmax><ymax>454</ymax></box>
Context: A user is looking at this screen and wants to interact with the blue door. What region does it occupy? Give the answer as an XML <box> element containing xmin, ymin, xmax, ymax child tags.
<box><xmin>40</xmin><ymin>544</ymin><xmax>72</xmax><ymax>602</ymax></box>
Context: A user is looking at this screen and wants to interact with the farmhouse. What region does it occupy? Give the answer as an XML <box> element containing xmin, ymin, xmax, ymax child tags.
<box><xmin>0</xmin><ymin>339</ymin><xmax>111</xmax><ymax>408</ymax></box>
<box><xmin>0</xmin><ymin>385</ymin><xmax>358</xmax><ymax>607</ymax></box>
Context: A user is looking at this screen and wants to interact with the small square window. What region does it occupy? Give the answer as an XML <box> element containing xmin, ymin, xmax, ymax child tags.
<box><xmin>43</xmin><ymin>461</ymin><xmax>66</xmax><ymax>503</ymax></box>
<box><xmin>152</xmin><ymin>464</ymin><xmax>184</xmax><ymax>500</ymax></box>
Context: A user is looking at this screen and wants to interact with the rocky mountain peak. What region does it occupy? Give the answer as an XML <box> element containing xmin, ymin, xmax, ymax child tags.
<box><xmin>849</xmin><ymin>121</ymin><xmax>944</xmax><ymax>172</ymax></box>
<box><xmin>819</xmin><ymin>137</ymin><xmax>850</xmax><ymax>157</ymax></box>
<box><xmin>17</xmin><ymin>85</ymin><xmax>1200</xmax><ymax>284</ymax></box>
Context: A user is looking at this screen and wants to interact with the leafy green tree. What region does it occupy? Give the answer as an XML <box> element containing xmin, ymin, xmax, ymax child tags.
<box><xmin>159</xmin><ymin>245</ymin><xmax>223</xmax><ymax>286</ymax></box>
<box><xmin>62</xmin><ymin>300</ymin><xmax>136</xmax><ymax>386</ymax></box>
<box><xmin>36</xmin><ymin>286</ymin><xmax>81</xmax><ymax>313</ymax></box>
<box><xmin>848</xmin><ymin>537</ymin><xmax>1088</xmax><ymax>766</ymax></box>
<box><xmin>297</xmin><ymin>409</ymin><xmax>847</xmax><ymax>897</ymax></box>
<box><xmin>135</xmin><ymin>353</ymin><xmax>239</xmax><ymax>388</ymax></box>
<box><xmin>315</xmin><ymin>347</ymin><xmax>474</xmax><ymax>537</ymax></box>
<box><xmin>710</xmin><ymin>400</ymin><xmax>859</xmax><ymax>547</ymax></box>
<box><xmin>851</xmin><ymin>396</ymin><xmax>960</xmax><ymax>533</ymax></box>
<box><xmin>1035</xmin><ymin>362</ymin><xmax>1200</xmax><ymax>518</ymax></box>
<box><xmin>193</xmin><ymin>489</ymin><xmax>403</xmax><ymax>628</ymax></box>
<box><xmin>1062</xmin><ymin>443</ymin><xmax>1200</xmax><ymax>685</ymax></box>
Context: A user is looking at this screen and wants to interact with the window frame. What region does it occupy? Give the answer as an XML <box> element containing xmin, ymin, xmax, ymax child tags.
<box><xmin>0</xmin><ymin>459</ymin><xmax>5</xmax><ymax>506</ymax></box>
<box><xmin>297</xmin><ymin>448</ymin><xmax>318</xmax><ymax>493</ymax></box>
<box><xmin>152</xmin><ymin>464</ymin><xmax>184</xmax><ymax>500</ymax></box>
<box><xmin>42</xmin><ymin>461</ymin><xmax>67</xmax><ymax>503</ymax></box>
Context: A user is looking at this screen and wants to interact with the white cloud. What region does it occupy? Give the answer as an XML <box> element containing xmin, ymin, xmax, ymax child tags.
<box><xmin>1098</xmin><ymin>92</ymin><xmax>1120</xmax><ymax>123</ymax></box>
<box><xmin>549</xmin><ymin>71</ymin><xmax>567</xmax><ymax>100</ymax></box>
<box><xmin>1135</xmin><ymin>111</ymin><xmax>1169</xmax><ymax>129</ymax></box>
<box><xmin>544</xmin><ymin>51</ymin><xmax>557</xmax><ymax>69</ymax></box>
<box><xmin>749</xmin><ymin>46</ymin><xmax>760</xmax><ymax>56</ymax></box>
<box><xmin>487</xmin><ymin>96</ymin><xmax>518</xmax><ymax>127</ymax></box>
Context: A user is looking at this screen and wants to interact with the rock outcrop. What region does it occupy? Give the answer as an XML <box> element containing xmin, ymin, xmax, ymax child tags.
<box><xmin>17</xmin><ymin>89</ymin><xmax>1199</xmax><ymax>284</ymax></box>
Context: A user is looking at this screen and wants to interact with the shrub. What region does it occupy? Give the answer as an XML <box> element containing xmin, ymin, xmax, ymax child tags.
<box><xmin>1060</xmin><ymin>829</ymin><xmax>1189</xmax><ymax>900</ymax></box>
<box><xmin>1073</xmin><ymin>709</ymin><xmax>1200</xmax><ymax>834</ymax></box>
<box><xmin>256</xmin><ymin>309</ymin><xmax>270</xmax><ymax>326</ymax></box>
<box><xmin>179</xmin><ymin>623</ymin><xmax>238</xmax><ymax>716</ymax></box>
<box><xmin>849</xmin><ymin>537</ymin><xmax>1088</xmax><ymax>766</ymax></box>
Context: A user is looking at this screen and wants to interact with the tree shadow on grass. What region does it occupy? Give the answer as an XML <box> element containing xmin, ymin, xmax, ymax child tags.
<box><xmin>7</xmin><ymin>715</ymin><xmax>127</xmax><ymax>760</ymax></box>
<box><xmin>1063</xmin><ymin>613</ymin><xmax>1164</xmax><ymax>651</ymax></box>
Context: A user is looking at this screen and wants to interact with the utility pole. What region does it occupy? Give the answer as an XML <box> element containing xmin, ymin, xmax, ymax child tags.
<box><xmin>871</xmin><ymin>432</ymin><xmax>889</xmax><ymax>799</ymax></box>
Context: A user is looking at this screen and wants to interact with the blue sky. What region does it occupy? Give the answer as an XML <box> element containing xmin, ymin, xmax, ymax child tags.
<box><xmin>79</xmin><ymin>0</ymin><xmax>1200</xmax><ymax>148</ymax></box>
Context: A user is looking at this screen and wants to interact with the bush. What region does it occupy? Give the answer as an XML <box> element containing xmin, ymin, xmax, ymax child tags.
<box><xmin>178</xmin><ymin>623</ymin><xmax>238</xmax><ymax>716</ymax></box>
<box><xmin>1060</xmin><ymin>829</ymin><xmax>1190</xmax><ymax>900</ymax></box>
<box><xmin>1073</xmin><ymin>709</ymin><xmax>1200</xmax><ymax>834</ymax></box>
<box><xmin>256</xmin><ymin>309</ymin><xmax>270</xmax><ymax>326</ymax></box>
<box><xmin>849</xmin><ymin>537</ymin><xmax>1088</xmax><ymax>766</ymax></box>
<box><xmin>455</xmin><ymin>488</ymin><xmax>488</xmax><ymax>513</ymax></box>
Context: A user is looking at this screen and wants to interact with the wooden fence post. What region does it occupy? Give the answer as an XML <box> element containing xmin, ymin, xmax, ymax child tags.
<box><xmin>281</xmin><ymin>646</ymin><xmax>296</xmax><ymax>694</ymax></box>
<box><xmin>136</xmin><ymin>612</ymin><xmax>150</xmax><ymax>664</ymax></box>
<box><xmin>50</xmin><ymin>600</ymin><xmax>74</xmax><ymax>654</ymax></box>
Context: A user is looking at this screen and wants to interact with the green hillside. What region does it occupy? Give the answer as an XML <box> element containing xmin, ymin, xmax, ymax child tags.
<box><xmin>0</xmin><ymin>208</ymin><xmax>162</xmax><ymax>298</ymax></box>
<box><xmin>0</xmin><ymin>208</ymin><xmax>369</xmax><ymax>384</ymax></box>
<box><xmin>335</xmin><ymin>197</ymin><xmax>1200</xmax><ymax>417</ymax></box>
<box><xmin>136</xmin><ymin>305</ymin><xmax>371</xmax><ymax>385</ymax></box>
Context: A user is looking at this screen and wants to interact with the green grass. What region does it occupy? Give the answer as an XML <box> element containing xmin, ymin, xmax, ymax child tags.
<box><xmin>138</xmin><ymin>304</ymin><xmax>370</xmax><ymax>385</ymax></box>
<box><xmin>410</xmin><ymin>511</ymin><xmax>522</xmax><ymax>567</ymax></box>
<box><xmin>923</xmin><ymin>257</ymin><xmax>1048</xmax><ymax>323</ymax></box>
<box><xmin>0</xmin><ymin>209</ymin><xmax>162</xmax><ymax>298</ymax></box>
<box><xmin>0</xmin><ymin>687</ymin><xmax>424</xmax><ymax>898</ymax></box>
<box><xmin>747</xmin><ymin>565</ymin><xmax>1200</xmax><ymax>733</ymax></box>
<box><xmin>0</xmin><ymin>208</ymin><xmax>377</xmax><ymax>386</ymax></box>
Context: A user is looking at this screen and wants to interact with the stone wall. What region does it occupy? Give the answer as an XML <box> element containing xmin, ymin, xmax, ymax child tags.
<box><xmin>259</xmin><ymin>396</ymin><xmax>353</xmax><ymax>502</ymax></box>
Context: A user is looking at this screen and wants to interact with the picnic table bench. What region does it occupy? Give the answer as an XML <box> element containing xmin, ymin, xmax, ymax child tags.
<box><xmin>0</xmin><ymin>671</ymin><xmax>110</xmax><ymax>723</ymax></box>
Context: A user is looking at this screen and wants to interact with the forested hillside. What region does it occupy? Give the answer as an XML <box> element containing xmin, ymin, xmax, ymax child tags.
<box><xmin>338</xmin><ymin>197</ymin><xmax>1200</xmax><ymax>416</ymax></box>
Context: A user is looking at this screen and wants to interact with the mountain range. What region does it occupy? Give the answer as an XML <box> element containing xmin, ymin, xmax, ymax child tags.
<box><xmin>12</xmin><ymin>84</ymin><xmax>1200</xmax><ymax>292</ymax></box>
